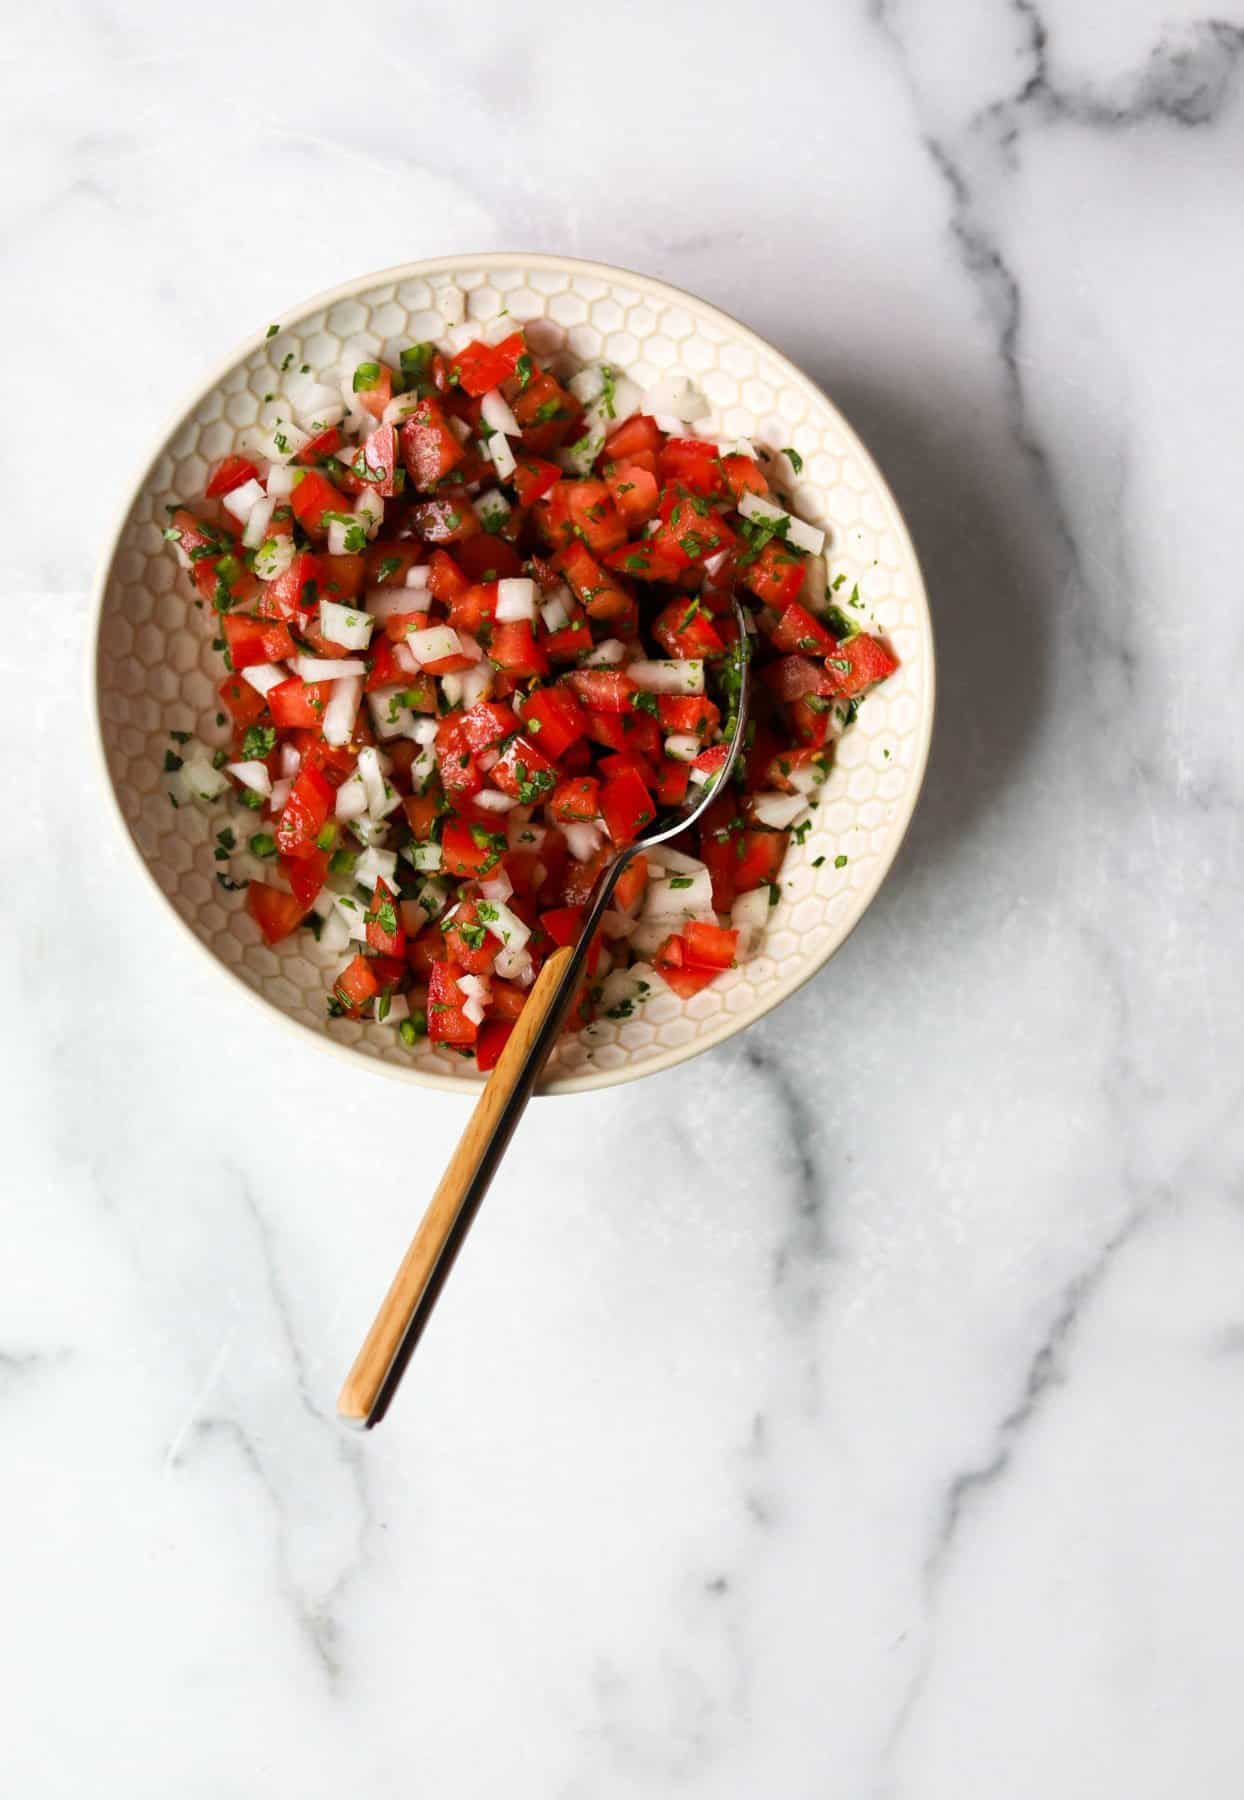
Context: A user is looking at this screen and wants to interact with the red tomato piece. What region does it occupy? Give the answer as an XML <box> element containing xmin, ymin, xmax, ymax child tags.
<box><xmin>435</xmin><ymin>716</ymin><xmax>483</xmax><ymax>798</ymax></box>
<box><xmin>583</xmin><ymin>710</ymin><xmax>662</xmax><ymax>758</ymax></box>
<box><xmin>333</xmin><ymin>953</ymin><xmax>381</xmax><ymax>1015</ymax></box>
<box><xmin>550</xmin><ymin>777</ymin><xmax>601</xmax><ymax>822</ymax></box>
<box><xmin>603</xmin><ymin>460</ymin><xmax>661</xmax><ymax>527</ymax></box>
<box><xmin>653</xmin><ymin>757</ymin><xmax>691</xmax><ymax>808</ymax></box>
<box><xmin>267</xmin><ymin>677</ymin><xmax>331</xmax><ymax>730</ymax></box>
<box><xmin>520</xmin><ymin>686</ymin><xmax>587</xmax><ymax>759</ymax></box>
<box><xmin>540</xmin><ymin>905</ymin><xmax>586</xmax><ymax>947</ymax></box>
<box><xmin>222</xmin><ymin>613</ymin><xmax>296</xmax><ymax>671</ymax></box>
<box><xmin>554</xmin><ymin>539</ymin><xmax>632</xmax><ymax>620</ymax></box>
<box><xmin>446</xmin><ymin>581</ymin><xmax>498</xmax><ymax>638</ymax></box>
<box><xmin>544</xmin><ymin>622</ymin><xmax>594</xmax><ymax>661</ymax></box>
<box><xmin>275</xmin><ymin>763</ymin><xmax>334</xmax><ymax>858</ymax></box>
<box><xmin>654</xmin><ymin>935</ymin><xmax>719</xmax><ymax>998</ymax></box>
<box><xmin>599</xmin><ymin>769</ymin><xmax>656</xmax><ymax>846</ymax></box>
<box><xmin>657</xmin><ymin>695</ymin><xmax>721</xmax><ymax>738</ymax></box>
<box><xmin>770</xmin><ymin>601</ymin><xmax>837</xmax><ymax>656</ymax></box>
<box><xmin>365</xmin><ymin>877</ymin><xmax>406</xmax><ymax>958</ymax></box>
<box><xmin>365</xmin><ymin>540</ymin><xmax>422</xmax><ymax>586</ymax></box>
<box><xmin>318</xmin><ymin>553</ymin><xmax>366</xmax><ymax>602</ymax></box>
<box><xmin>458</xmin><ymin>699</ymin><xmax>520</xmax><ymax>752</ymax></box>
<box><xmin>450</xmin><ymin>333</ymin><xmax>526</xmax><ymax>396</ymax></box>
<box><xmin>512</xmin><ymin>456</ymin><xmax>563</xmax><ymax>506</ymax></box>
<box><xmin>741</xmin><ymin>539</ymin><xmax>806</xmax><ymax>608</ymax></box>
<box><xmin>490</xmin><ymin>620</ymin><xmax>548</xmax><ymax>678</ymax></box>
<box><xmin>428</xmin><ymin>960</ymin><xmax>479</xmax><ymax>1044</ymax></box>
<box><xmin>734</xmin><ymin>828</ymin><xmax>790</xmax><ymax>893</ymax></box>
<box><xmin>658</xmin><ymin>438</ymin><xmax>726</xmax><ymax>496</ymax></box>
<box><xmin>246</xmin><ymin>882</ymin><xmax>307</xmax><ymax>944</ymax></box>
<box><xmin>425</xmin><ymin>548</ymin><xmax>470</xmax><ymax>605</ymax></box>
<box><xmin>400</xmin><ymin>396</ymin><xmax>467</xmax><ymax>491</ymax></box>
<box><xmin>693</xmin><ymin>743</ymin><xmax>728</xmax><ymax>776</ymax></box>
<box><xmin>720</xmin><ymin>453</ymin><xmax>768</xmax><ymax>500</ymax></box>
<box><xmin>289</xmin><ymin>469</ymin><xmax>343</xmax><ymax>537</ymax></box>
<box><xmin>295</xmin><ymin>425</ymin><xmax>342</xmax><ymax>466</ymax></box>
<box><xmin>441</xmin><ymin>817</ymin><xmax>508</xmax><ymax>879</ymax></box>
<box><xmin>279</xmin><ymin>848</ymin><xmax>330</xmax><ymax>912</ymax></box>
<box><xmin>567</xmin><ymin>669</ymin><xmax>637</xmax><ymax>713</ymax></box>
<box><xmin>218</xmin><ymin>674</ymin><xmax>267</xmax><ymax>725</ymax></box>
<box><xmin>206</xmin><ymin>454</ymin><xmax>260</xmax><ymax>498</ymax></box>
<box><xmin>603</xmin><ymin>413</ymin><xmax>662</xmax><ymax>459</ymax></box>
<box><xmin>602</xmin><ymin>540</ymin><xmax>685</xmax><ymax>583</ymax></box>
<box><xmin>442</xmin><ymin>898</ymin><xmax>500</xmax><ymax>975</ymax></box>
<box><xmin>351</xmin><ymin>423</ymin><xmax>402</xmax><ymax>498</ymax></box>
<box><xmin>454</xmin><ymin>533</ymin><xmax>525</xmax><ymax>582</ymax></box>
<box><xmin>353</xmin><ymin>362</ymin><xmax>393</xmax><ymax>421</ymax></box>
<box><xmin>761</xmin><ymin>654</ymin><xmax>835</xmax><ymax>702</ymax></box>
<box><xmin>403</xmin><ymin>790</ymin><xmax>442</xmax><ymax>840</ymax></box>
<box><xmin>682</xmin><ymin>920</ymin><xmax>739</xmax><ymax>972</ymax></box>
<box><xmin>475</xmin><ymin>1019</ymin><xmax>514</xmax><ymax>1071</ymax></box>
<box><xmin>512</xmin><ymin>371</ymin><xmax>582</xmax><ymax>451</ymax></box>
<box><xmin>410</xmin><ymin>496</ymin><xmax>480</xmax><ymax>544</ymax></box>
<box><xmin>490</xmin><ymin>733</ymin><xmax>557</xmax><ymax>799</ymax></box>
<box><xmin>258</xmin><ymin>551</ymin><xmax>322</xmax><ymax>621</ymax></box>
<box><xmin>823</xmin><ymin>633</ymin><xmax>900</xmax><ymax>698</ymax></box>
<box><xmin>652</xmin><ymin>597</ymin><xmax>726</xmax><ymax>660</ymax></box>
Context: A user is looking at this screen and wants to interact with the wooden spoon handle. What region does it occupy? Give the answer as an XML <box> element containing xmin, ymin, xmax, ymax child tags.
<box><xmin>337</xmin><ymin>943</ymin><xmax>576</xmax><ymax>1427</ymax></box>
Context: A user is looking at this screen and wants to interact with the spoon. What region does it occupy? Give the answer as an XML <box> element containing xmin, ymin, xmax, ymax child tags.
<box><xmin>337</xmin><ymin>597</ymin><xmax>751</xmax><ymax>1427</ymax></box>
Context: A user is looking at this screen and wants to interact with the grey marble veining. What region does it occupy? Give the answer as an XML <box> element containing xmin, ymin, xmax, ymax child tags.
<box><xmin>3</xmin><ymin>1</ymin><xmax>1244</xmax><ymax>1794</ymax></box>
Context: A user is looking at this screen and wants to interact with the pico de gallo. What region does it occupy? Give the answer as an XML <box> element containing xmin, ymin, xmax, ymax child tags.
<box><xmin>163</xmin><ymin>311</ymin><xmax>897</xmax><ymax>1069</ymax></box>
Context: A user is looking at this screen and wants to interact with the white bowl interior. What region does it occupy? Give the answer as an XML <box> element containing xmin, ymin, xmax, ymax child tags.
<box><xmin>93</xmin><ymin>255</ymin><xmax>934</xmax><ymax>1095</ymax></box>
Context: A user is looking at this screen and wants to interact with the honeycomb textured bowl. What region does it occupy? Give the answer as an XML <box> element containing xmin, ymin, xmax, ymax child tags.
<box><xmin>91</xmin><ymin>255</ymin><xmax>934</xmax><ymax>1096</ymax></box>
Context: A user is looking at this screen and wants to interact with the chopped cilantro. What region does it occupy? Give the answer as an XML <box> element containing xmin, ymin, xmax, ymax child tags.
<box><xmin>811</xmin><ymin>855</ymin><xmax>826</xmax><ymax>869</ymax></box>
<box><xmin>834</xmin><ymin>854</ymin><xmax>848</xmax><ymax>868</ymax></box>
<box><xmin>241</xmin><ymin>725</ymin><xmax>276</xmax><ymax>761</ymax></box>
<box><xmin>669</xmin><ymin>876</ymin><xmax>694</xmax><ymax>891</ymax></box>
<box><xmin>265</xmin><ymin>323</ymin><xmax>280</xmax><ymax>339</ymax></box>
<box><xmin>163</xmin><ymin>750</ymin><xmax>183</xmax><ymax>773</ymax></box>
<box><xmin>782</xmin><ymin>446</ymin><xmax>803</xmax><ymax>474</ymax></box>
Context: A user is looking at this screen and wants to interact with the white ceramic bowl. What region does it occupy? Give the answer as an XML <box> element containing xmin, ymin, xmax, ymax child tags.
<box><xmin>91</xmin><ymin>254</ymin><xmax>934</xmax><ymax>1095</ymax></box>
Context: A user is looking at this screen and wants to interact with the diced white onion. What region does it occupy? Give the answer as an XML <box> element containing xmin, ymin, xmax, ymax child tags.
<box><xmin>407</xmin><ymin>841</ymin><xmax>443</xmax><ymax>873</ymax></box>
<box><xmin>382</xmin><ymin>390</ymin><xmax>427</xmax><ymax>425</ymax></box>
<box><xmin>409</xmin><ymin>746</ymin><xmax>437</xmax><ymax>792</ymax></box>
<box><xmin>474</xmin><ymin>788</ymin><xmax>517</xmax><ymax>813</ymax></box>
<box><xmin>738</xmin><ymin>490</ymin><xmax>824</xmax><ymax>556</ymax></box>
<box><xmin>323</xmin><ymin>674</ymin><xmax>363</xmax><ymax>747</ymax></box>
<box><xmin>718</xmin><ymin>437</ymin><xmax>759</xmax><ymax>461</ymax></box>
<box><xmin>292</xmin><ymin>656</ymin><xmax>366</xmax><ymax>682</ymax></box>
<box><xmin>474</xmin><ymin>488</ymin><xmax>511</xmax><ymax>530</ymax></box>
<box><xmin>627</xmin><ymin>658</ymin><xmax>705</xmax><ymax>695</ymax></box>
<box><xmin>751</xmin><ymin>790</ymin><xmax>807</xmax><ymax>829</ymax></box>
<box><xmin>702</xmin><ymin>547</ymin><xmax>730</xmax><ymax>581</ymax></box>
<box><xmin>562</xmin><ymin>821</ymin><xmax>604</xmax><ymax>862</ymax></box>
<box><xmin>461</xmin><ymin>993</ymin><xmax>486</xmax><ymax>1028</ymax></box>
<box><xmin>480</xmin><ymin>870</ymin><xmax>514</xmax><ymax>904</ymax></box>
<box><xmin>349</xmin><ymin>814</ymin><xmax>391</xmax><ymax>847</ymax></box>
<box><xmin>240</xmin><ymin>661</ymin><xmax>288</xmax><ymax>697</ymax></box>
<box><xmin>645</xmin><ymin>845</ymin><xmax>706</xmax><ymax>877</ymax></box>
<box><xmin>327</xmin><ymin>517</ymin><xmax>356</xmax><ymax>556</ymax></box>
<box><xmin>405</xmin><ymin>563</ymin><xmax>431</xmax><ymax>590</ymax></box>
<box><xmin>458</xmin><ymin>973</ymin><xmax>490</xmax><ymax>1005</ymax></box>
<box><xmin>411</xmin><ymin>716</ymin><xmax>439</xmax><ymax>747</ymax></box>
<box><xmin>279</xmin><ymin>743</ymin><xmax>301</xmax><ymax>778</ymax></box>
<box><xmin>495</xmin><ymin>577</ymin><xmax>536</xmax><ymax>623</ymax></box>
<box><xmin>335</xmin><ymin>771</ymin><xmax>369</xmax><ymax>821</ymax></box>
<box><xmin>393</xmin><ymin>641</ymin><xmax>421</xmax><ymax>677</ymax></box>
<box><xmin>488</xmin><ymin>432</ymin><xmax>517</xmax><ymax>480</ymax></box>
<box><xmin>253</xmin><ymin>535</ymin><xmax>295</xmax><ymax>580</ymax></box>
<box><xmin>597</xmin><ymin>964</ymin><xmax>655</xmax><ymax>1019</ymax></box>
<box><xmin>320</xmin><ymin>600</ymin><xmax>373</xmax><ymax>650</ymax></box>
<box><xmin>268</xmin><ymin>777</ymin><xmax>292</xmax><ymax>813</ymax></box>
<box><xmin>317</xmin><ymin>908</ymin><xmax>351</xmax><ymax>954</ymax></box>
<box><xmin>458</xmin><ymin>663</ymin><xmax>493</xmax><ymax>709</ymax></box>
<box><xmin>481</xmin><ymin>388</ymin><xmax>520</xmax><ymax>437</ymax></box>
<box><xmin>179</xmin><ymin>754</ymin><xmax>228</xmax><ymax>803</ymax></box>
<box><xmin>540</xmin><ymin>594</ymin><xmax>570</xmax><ymax>632</ymax></box>
<box><xmin>493</xmin><ymin>943</ymin><xmax>534</xmax><ymax>984</ymax></box>
<box><xmin>356</xmin><ymin>745</ymin><xmax>387</xmax><ymax>816</ymax></box>
<box><xmin>354</xmin><ymin>846</ymin><xmax>398</xmax><ymax>890</ymax></box>
<box><xmin>264</xmin><ymin>465</ymin><xmax>297</xmax><ymax>498</ymax></box>
<box><xmin>629</xmin><ymin>914</ymin><xmax>696</xmax><ymax>957</ymax></box>
<box><xmin>354</xmin><ymin>488</ymin><xmax>384</xmax><ymax>537</ymax></box>
<box><xmin>253</xmin><ymin>420</ymin><xmax>310</xmax><ymax>464</ymax></box>
<box><xmin>643</xmin><ymin>375</ymin><xmax>709</xmax><ymax>422</ymax></box>
<box><xmin>663</xmin><ymin>732</ymin><xmax>700</xmax><ymax>762</ymax></box>
<box><xmin>332</xmin><ymin>897</ymin><xmax>369</xmax><ymax>944</ymax></box>
<box><xmin>436</xmin><ymin>284</ymin><xmax>466</xmax><ymax>325</ymax></box>
<box><xmin>732</xmin><ymin>889</ymin><xmax>772</xmax><ymax>933</ymax></box>
<box><xmin>582</xmin><ymin>638</ymin><xmax>626</xmax><ymax>667</ymax></box>
<box><xmin>405</xmin><ymin>625</ymin><xmax>463</xmax><ymax>667</ymax></box>
<box><xmin>366</xmin><ymin>586</ymin><xmax>425</xmax><ymax>621</ymax></box>
<box><xmin>481</xmin><ymin>899</ymin><xmax>530</xmax><ymax>953</ymax></box>
<box><xmin>222</xmin><ymin>478</ymin><xmax>263</xmax><ymax>523</ymax></box>
<box><xmin>226</xmin><ymin>760</ymin><xmax>272</xmax><ymax>798</ymax></box>
<box><xmin>242</xmin><ymin>496</ymin><xmax>275</xmax><ymax>550</ymax></box>
<box><xmin>644</xmin><ymin>868</ymin><xmax>714</xmax><ymax>918</ymax></box>
<box><xmin>557</xmin><ymin>407</ymin><xmax>606</xmax><ymax>476</ymax></box>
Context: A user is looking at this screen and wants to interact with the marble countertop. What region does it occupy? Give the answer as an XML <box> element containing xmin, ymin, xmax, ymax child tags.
<box><xmin>6</xmin><ymin>3</ymin><xmax>1244</xmax><ymax>1794</ymax></box>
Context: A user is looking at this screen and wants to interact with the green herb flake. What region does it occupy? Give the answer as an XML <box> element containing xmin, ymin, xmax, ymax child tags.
<box><xmin>782</xmin><ymin>446</ymin><xmax>804</xmax><ymax>474</ymax></box>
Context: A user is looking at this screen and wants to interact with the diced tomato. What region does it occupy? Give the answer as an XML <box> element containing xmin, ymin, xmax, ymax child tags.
<box><xmin>613</xmin><ymin>857</ymin><xmax>648</xmax><ymax>913</ymax></box>
<box><xmin>441</xmin><ymin>817</ymin><xmax>508</xmax><ymax>879</ymax></box>
<box><xmin>193</xmin><ymin>548</ymin><xmax>258</xmax><ymax>611</ymax></box>
<box><xmin>823</xmin><ymin>632</ymin><xmax>900</xmax><ymax>698</ymax></box>
<box><xmin>365</xmin><ymin>540</ymin><xmax>422</xmax><ymax>586</ymax></box>
<box><xmin>512</xmin><ymin>456</ymin><xmax>563</xmax><ymax>506</ymax></box>
<box><xmin>280</xmin><ymin>847</ymin><xmax>330</xmax><ymax>912</ymax></box>
<box><xmin>554</xmin><ymin>479</ymin><xmax>628</xmax><ymax>554</ymax></box>
<box><xmin>422</xmin><ymin>548</ymin><xmax>467</xmax><ymax>606</ymax></box>
<box><xmin>512</xmin><ymin>371</ymin><xmax>581</xmax><ymax>452</ymax></box>
<box><xmin>741</xmin><ymin>539</ymin><xmax>806</xmax><ymax>608</ymax></box>
<box><xmin>408</xmin><ymin>925</ymin><xmax>447</xmax><ymax>978</ymax></box>
<box><xmin>657</xmin><ymin>695</ymin><xmax>721</xmax><ymax>738</ymax></box>
<box><xmin>450</xmin><ymin>332</ymin><xmax>526</xmax><ymax>396</ymax></box>
<box><xmin>650</xmin><ymin>488</ymin><xmax>738</xmax><ymax>569</ymax></box>
<box><xmin>652</xmin><ymin>597</ymin><xmax>726</xmax><ymax>660</ymax></box>
<box><xmin>442</xmin><ymin>898</ymin><xmax>500</xmax><ymax>975</ymax></box>
<box><xmin>596</xmin><ymin>751</ymin><xmax>653</xmax><ymax>787</ymax></box>
<box><xmin>653</xmin><ymin>757</ymin><xmax>691</xmax><ymax>808</ymax></box>
<box><xmin>520</xmin><ymin>685</ymin><xmax>587</xmax><ymax>759</ymax></box>
<box><xmin>770</xmin><ymin>601</ymin><xmax>837</xmax><ymax>655</ymax></box>
<box><xmin>583</xmin><ymin>709</ymin><xmax>661</xmax><ymax>758</ymax></box>
<box><xmin>556</xmin><ymin>540</ymin><xmax>632</xmax><ymax>620</ymax></box>
<box><xmin>428</xmin><ymin>960</ymin><xmax>479</xmax><ymax>1044</ymax></box>
<box><xmin>683</xmin><ymin>921</ymin><xmax>738</xmax><ymax>970</ymax></box>
<box><xmin>246</xmin><ymin>881</ymin><xmax>308</xmax><ymax>944</ymax></box>
<box><xmin>550</xmin><ymin>777</ymin><xmax>601</xmax><ymax>822</ymax></box>
<box><xmin>218</xmin><ymin>673</ymin><xmax>267</xmax><ymax>725</ymax></box>
<box><xmin>275</xmin><ymin>763</ymin><xmax>334</xmax><ymax>858</ymax></box>
<box><xmin>654</xmin><ymin>934</ymin><xmax>719</xmax><ymax>998</ymax></box>
<box><xmin>349</xmin><ymin>423</ymin><xmax>401</xmax><ymax>497</ymax></box>
<box><xmin>720</xmin><ymin>453</ymin><xmax>768</xmax><ymax>500</ymax></box>
<box><xmin>267</xmin><ymin>677</ymin><xmax>331</xmax><ymax>730</ymax></box>
<box><xmin>318</xmin><ymin>553</ymin><xmax>365</xmax><ymax>602</ymax></box>
<box><xmin>333</xmin><ymin>953</ymin><xmax>381</xmax><ymax>1016</ymax></box>
<box><xmin>789</xmin><ymin>694</ymin><xmax>834</xmax><ymax>747</ymax></box>
<box><xmin>206</xmin><ymin>454</ymin><xmax>260</xmax><ymax>498</ymax></box>
<box><xmin>490</xmin><ymin>620</ymin><xmax>548</xmax><ymax>678</ymax></box>
<box><xmin>399</xmin><ymin>396</ymin><xmax>466</xmax><ymax>491</ymax></box>
<box><xmin>540</xmin><ymin>905</ymin><xmax>586</xmax><ymax>947</ymax></box>
<box><xmin>766</xmin><ymin>745</ymin><xmax>830</xmax><ymax>792</ymax></box>
<box><xmin>544</xmin><ymin>622</ymin><xmax>594</xmax><ymax>661</ymax></box>
<box><xmin>735</xmin><ymin>828</ymin><xmax>789</xmax><ymax>893</ymax></box>
<box><xmin>693</xmin><ymin>743</ymin><xmax>728</xmax><ymax>776</ymax></box>
<box><xmin>435</xmin><ymin>715</ymin><xmax>483</xmax><ymax>798</ymax></box>
<box><xmin>567</xmin><ymin>669</ymin><xmax>636</xmax><ymax>713</ymax></box>
<box><xmin>490</xmin><ymin>733</ymin><xmax>557</xmax><ymax>799</ymax></box>
<box><xmin>289</xmin><ymin>469</ymin><xmax>343</xmax><ymax>537</ymax></box>
<box><xmin>403</xmin><ymin>789</ymin><xmax>442</xmax><ymax>840</ymax></box>
<box><xmin>603</xmin><ymin>460</ymin><xmax>661</xmax><ymax>527</ymax></box>
<box><xmin>222</xmin><ymin>612</ymin><xmax>295</xmax><ymax>670</ymax></box>
<box><xmin>454</xmin><ymin>533</ymin><xmax>525</xmax><ymax>582</ymax></box>
<box><xmin>410</xmin><ymin>496</ymin><xmax>480</xmax><ymax>543</ymax></box>
<box><xmin>352</xmin><ymin>361</ymin><xmax>393</xmax><ymax>421</ymax></box>
<box><xmin>602</xmin><ymin>540</ymin><xmax>685</xmax><ymax>583</ymax></box>
<box><xmin>458</xmin><ymin>699</ymin><xmax>520</xmax><ymax>752</ymax></box>
<box><xmin>475</xmin><ymin>1019</ymin><xmax>514</xmax><ymax>1072</ymax></box>
<box><xmin>599</xmin><ymin>768</ymin><xmax>655</xmax><ymax>845</ymax></box>
<box><xmin>295</xmin><ymin>426</ymin><xmax>342</xmax><ymax>466</ymax></box>
<box><xmin>446</xmin><ymin>582</ymin><xmax>498</xmax><ymax>638</ymax></box>
<box><xmin>296</xmin><ymin>735</ymin><xmax>358</xmax><ymax>785</ymax></box>
<box><xmin>364</xmin><ymin>877</ymin><xmax>406</xmax><ymax>958</ymax></box>
<box><xmin>561</xmin><ymin>847</ymin><xmax>609</xmax><ymax>907</ymax></box>
<box><xmin>603</xmin><ymin>413</ymin><xmax>662</xmax><ymax>460</ymax></box>
<box><xmin>658</xmin><ymin>438</ymin><xmax>726</xmax><ymax>497</ymax></box>
<box><xmin>259</xmin><ymin>551</ymin><xmax>322</xmax><ymax>620</ymax></box>
<box><xmin>364</xmin><ymin>636</ymin><xmax>401</xmax><ymax>691</ymax></box>
<box><xmin>761</xmin><ymin>654</ymin><xmax>834</xmax><ymax>703</ymax></box>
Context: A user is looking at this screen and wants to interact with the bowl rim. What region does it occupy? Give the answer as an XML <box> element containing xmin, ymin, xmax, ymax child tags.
<box><xmin>88</xmin><ymin>251</ymin><xmax>935</xmax><ymax>1098</ymax></box>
